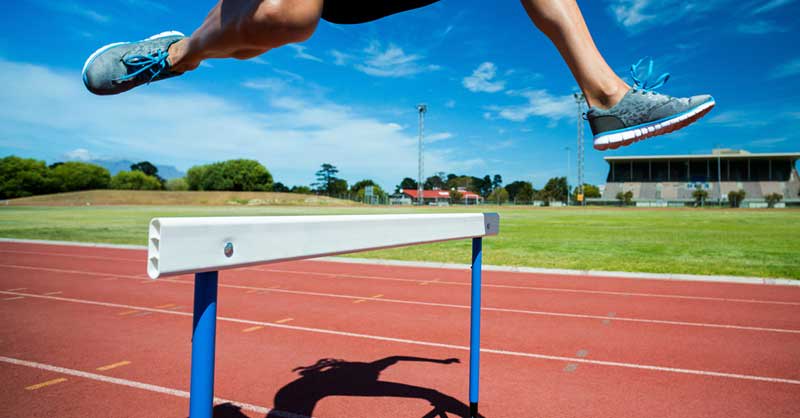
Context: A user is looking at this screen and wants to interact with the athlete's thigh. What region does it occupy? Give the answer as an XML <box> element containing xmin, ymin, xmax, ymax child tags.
<box><xmin>321</xmin><ymin>0</ymin><xmax>441</xmax><ymax>24</ymax></box>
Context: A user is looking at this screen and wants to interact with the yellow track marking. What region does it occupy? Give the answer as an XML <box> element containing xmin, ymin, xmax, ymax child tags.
<box><xmin>155</xmin><ymin>303</ymin><xmax>176</xmax><ymax>309</ymax></box>
<box><xmin>242</xmin><ymin>326</ymin><xmax>263</xmax><ymax>333</ymax></box>
<box><xmin>3</xmin><ymin>296</ymin><xmax>24</xmax><ymax>301</ymax></box>
<box><xmin>43</xmin><ymin>291</ymin><xmax>62</xmax><ymax>296</ymax></box>
<box><xmin>5</xmin><ymin>288</ymin><xmax>27</xmax><ymax>291</ymax></box>
<box><xmin>117</xmin><ymin>310</ymin><xmax>139</xmax><ymax>316</ymax></box>
<box><xmin>245</xmin><ymin>289</ymin><xmax>259</xmax><ymax>294</ymax></box>
<box><xmin>275</xmin><ymin>318</ymin><xmax>293</xmax><ymax>324</ymax></box>
<box><xmin>372</xmin><ymin>294</ymin><xmax>384</xmax><ymax>298</ymax></box>
<box><xmin>26</xmin><ymin>378</ymin><xmax>67</xmax><ymax>390</ymax></box>
<box><xmin>96</xmin><ymin>361</ymin><xmax>131</xmax><ymax>371</ymax></box>
<box><xmin>353</xmin><ymin>299</ymin><xmax>366</xmax><ymax>304</ymax></box>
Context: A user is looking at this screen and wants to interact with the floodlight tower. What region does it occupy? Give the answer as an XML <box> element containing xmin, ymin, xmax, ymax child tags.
<box><xmin>417</xmin><ymin>104</ymin><xmax>427</xmax><ymax>205</ymax></box>
<box><xmin>573</xmin><ymin>92</ymin><xmax>586</xmax><ymax>206</ymax></box>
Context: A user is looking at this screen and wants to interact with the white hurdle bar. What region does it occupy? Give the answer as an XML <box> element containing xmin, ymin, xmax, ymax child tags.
<box><xmin>146</xmin><ymin>213</ymin><xmax>500</xmax><ymax>418</ymax></box>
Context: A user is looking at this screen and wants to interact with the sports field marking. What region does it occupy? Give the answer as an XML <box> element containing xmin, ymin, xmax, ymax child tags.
<box><xmin>353</xmin><ymin>299</ymin><xmax>366</xmax><ymax>304</ymax></box>
<box><xmin>3</xmin><ymin>296</ymin><xmax>24</xmax><ymax>301</ymax></box>
<box><xmin>3</xmin><ymin>264</ymin><xmax>798</xmax><ymax>334</ymax></box>
<box><xmin>25</xmin><ymin>377</ymin><xmax>68</xmax><ymax>390</ymax></box>
<box><xmin>117</xmin><ymin>310</ymin><xmax>139</xmax><ymax>316</ymax></box>
<box><xmin>242</xmin><ymin>326</ymin><xmax>262</xmax><ymax>333</ymax></box>
<box><xmin>372</xmin><ymin>294</ymin><xmax>384</xmax><ymax>298</ymax></box>
<box><xmin>1</xmin><ymin>356</ymin><xmax>281</xmax><ymax>416</ymax></box>
<box><xmin>275</xmin><ymin>318</ymin><xmax>294</xmax><ymax>324</ymax></box>
<box><xmin>259</xmin><ymin>267</ymin><xmax>800</xmax><ymax>306</ymax></box>
<box><xmin>5</xmin><ymin>287</ymin><xmax>27</xmax><ymax>291</ymax></box>
<box><xmin>97</xmin><ymin>360</ymin><xmax>131</xmax><ymax>371</ymax></box>
<box><xmin>5</xmin><ymin>290</ymin><xmax>800</xmax><ymax>386</ymax></box>
<box><xmin>155</xmin><ymin>303</ymin><xmax>176</xmax><ymax>309</ymax></box>
<box><xmin>42</xmin><ymin>291</ymin><xmax>62</xmax><ymax>296</ymax></box>
<box><xmin>4</xmin><ymin>261</ymin><xmax>800</xmax><ymax>307</ymax></box>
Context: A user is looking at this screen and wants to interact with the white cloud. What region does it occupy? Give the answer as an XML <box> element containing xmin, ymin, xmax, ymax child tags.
<box><xmin>287</xmin><ymin>45</ymin><xmax>323</xmax><ymax>62</ymax></box>
<box><xmin>770</xmin><ymin>58</ymin><xmax>800</xmax><ymax>79</ymax></box>
<box><xmin>353</xmin><ymin>42</ymin><xmax>440</xmax><ymax>78</ymax></box>
<box><xmin>753</xmin><ymin>0</ymin><xmax>796</xmax><ymax>14</ymax></box>
<box><xmin>330</xmin><ymin>50</ymin><xmax>351</xmax><ymax>66</ymax></box>
<box><xmin>41</xmin><ymin>1</ymin><xmax>111</xmax><ymax>23</ymax></box>
<box><xmin>750</xmin><ymin>137</ymin><xmax>787</xmax><ymax>147</ymax></box>
<box><xmin>737</xmin><ymin>20</ymin><xmax>787</xmax><ymax>34</ymax></box>
<box><xmin>488</xmin><ymin>90</ymin><xmax>574</xmax><ymax>123</ymax></box>
<box><xmin>444</xmin><ymin>100</ymin><xmax>456</xmax><ymax>108</ymax></box>
<box><xmin>462</xmin><ymin>62</ymin><xmax>505</xmax><ymax>93</ymax></box>
<box><xmin>0</xmin><ymin>59</ymin><xmax>476</xmax><ymax>189</ymax></box>
<box><xmin>707</xmin><ymin>110</ymin><xmax>770</xmax><ymax>127</ymax></box>
<box><xmin>426</xmin><ymin>132</ymin><xmax>454</xmax><ymax>143</ymax></box>
<box><xmin>609</xmin><ymin>0</ymin><xmax>730</xmax><ymax>31</ymax></box>
<box><xmin>63</xmin><ymin>148</ymin><xmax>97</xmax><ymax>161</ymax></box>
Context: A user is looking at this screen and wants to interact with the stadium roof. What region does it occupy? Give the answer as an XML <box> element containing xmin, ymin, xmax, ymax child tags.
<box><xmin>604</xmin><ymin>151</ymin><xmax>800</xmax><ymax>162</ymax></box>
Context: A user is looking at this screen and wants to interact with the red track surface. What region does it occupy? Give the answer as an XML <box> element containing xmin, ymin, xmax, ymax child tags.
<box><xmin>1</xmin><ymin>241</ymin><xmax>800</xmax><ymax>418</ymax></box>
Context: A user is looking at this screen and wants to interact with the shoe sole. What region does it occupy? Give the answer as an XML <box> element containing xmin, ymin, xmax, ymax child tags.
<box><xmin>81</xmin><ymin>30</ymin><xmax>185</xmax><ymax>85</ymax></box>
<box><xmin>593</xmin><ymin>99</ymin><xmax>716</xmax><ymax>151</ymax></box>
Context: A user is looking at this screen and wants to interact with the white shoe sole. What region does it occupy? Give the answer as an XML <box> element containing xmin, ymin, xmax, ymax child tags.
<box><xmin>593</xmin><ymin>99</ymin><xmax>716</xmax><ymax>151</ymax></box>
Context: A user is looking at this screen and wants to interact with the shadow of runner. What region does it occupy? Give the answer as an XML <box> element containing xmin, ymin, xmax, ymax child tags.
<box><xmin>266</xmin><ymin>356</ymin><xmax>484</xmax><ymax>418</ymax></box>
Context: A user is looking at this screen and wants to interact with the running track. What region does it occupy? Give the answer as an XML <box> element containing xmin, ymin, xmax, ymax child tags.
<box><xmin>1</xmin><ymin>241</ymin><xmax>799</xmax><ymax>418</ymax></box>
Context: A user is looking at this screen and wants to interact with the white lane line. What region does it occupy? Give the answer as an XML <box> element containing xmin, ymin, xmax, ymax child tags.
<box><xmin>4</xmin><ymin>249</ymin><xmax>799</xmax><ymax>306</ymax></box>
<box><xmin>3</xmin><ymin>290</ymin><xmax>799</xmax><ymax>386</ymax></box>
<box><xmin>0</xmin><ymin>249</ymin><xmax>140</xmax><ymax>263</ymax></box>
<box><xmin>257</xmin><ymin>268</ymin><xmax>800</xmax><ymax>306</ymax></box>
<box><xmin>0</xmin><ymin>356</ymin><xmax>293</xmax><ymax>417</ymax></box>
<box><xmin>3</xmin><ymin>264</ymin><xmax>798</xmax><ymax>334</ymax></box>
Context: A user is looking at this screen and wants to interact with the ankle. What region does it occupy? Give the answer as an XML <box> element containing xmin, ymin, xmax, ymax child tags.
<box><xmin>168</xmin><ymin>38</ymin><xmax>201</xmax><ymax>73</ymax></box>
<box><xmin>587</xmin><ymin>80</ymin><xmax>629</xmax><ymax>110</ymax></box>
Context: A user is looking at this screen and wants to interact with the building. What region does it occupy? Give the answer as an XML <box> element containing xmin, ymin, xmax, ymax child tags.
<box><xmin>602</xmin><ymin>149</ymin><xmax>800</xmax><ymax>206</ymax></box>
<box><xmin>399</xmin><ymin>188</ymin><xmax>483</xmax><ymax>205</ymax></box>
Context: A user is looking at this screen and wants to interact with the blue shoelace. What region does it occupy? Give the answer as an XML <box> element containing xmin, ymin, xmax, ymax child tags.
<box><xmin>114</xmin><ymin>49</ymin><xmax>170</xmax><ymax>84</ymax></box>
<box><xmin>630</xmin><ymin>57</ymin><xmax>670</xmax><ymax>93</ymax></box>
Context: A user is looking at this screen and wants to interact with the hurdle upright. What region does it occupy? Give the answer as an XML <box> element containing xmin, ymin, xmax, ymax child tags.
<box><xmin>147</xmin><ymin>213</ymin><xmax>500</xmax><ymax>418</ymax></box>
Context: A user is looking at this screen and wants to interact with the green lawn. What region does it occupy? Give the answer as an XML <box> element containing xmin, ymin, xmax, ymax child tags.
<box><xmin>1</xmin><ymin>205</ymin><xmax>798</xmax><ymax>279</ymax></box>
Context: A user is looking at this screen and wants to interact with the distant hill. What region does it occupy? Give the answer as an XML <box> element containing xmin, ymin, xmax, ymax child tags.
<box><xmin>88</xmin><ymin>160</ymin><xmax>184</xmax><ymax>179</ymax></box>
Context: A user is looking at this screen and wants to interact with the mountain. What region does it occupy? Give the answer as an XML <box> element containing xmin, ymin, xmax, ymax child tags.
<box><xmin>89</xmin><ymin>160</ymin><xmax>185</xmax><ymax>180</ymax></box>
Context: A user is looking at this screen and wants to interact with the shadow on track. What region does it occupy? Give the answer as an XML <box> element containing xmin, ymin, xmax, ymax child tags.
<box><xmin>258</xmin><ymin>356</ymin><xmax>484</xmax><ymax>418</ymax></box>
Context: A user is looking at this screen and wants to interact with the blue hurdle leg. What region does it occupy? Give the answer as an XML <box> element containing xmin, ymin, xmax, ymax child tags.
<box><xmin>190</xmin><ymin>271</ymin><xmax>219</xmax><ymax>418</ymax></box>
<box><xmin>469</xmin><ymin>237</ymin><xmax>482</xmax><ymax>418</ymax></box>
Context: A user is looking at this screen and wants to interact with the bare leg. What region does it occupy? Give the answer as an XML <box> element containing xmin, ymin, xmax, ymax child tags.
<box><xmin>520</xmin><ymin>0</ymin><xmax>629</xmax><ymax>109</ymax></box>
<box><xmin>168</xmin><ymin>0</ymin><xmax>324</xmax><ymax>73</ymax></box>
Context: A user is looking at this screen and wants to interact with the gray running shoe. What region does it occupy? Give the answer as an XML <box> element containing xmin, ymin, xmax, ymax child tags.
<box><xmin>82</xmin><ymin>31</ymin><xmax>185</xmax><ymax>96</ymax></box>
<box><xmin>586</xmin><ymin>58</ymin><xmax>715</xmax><ymax>150</ymax></box>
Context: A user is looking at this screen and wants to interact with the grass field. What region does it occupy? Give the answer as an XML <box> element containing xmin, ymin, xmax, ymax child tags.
<box><xmin>1</xmin><ymin>204</ymin><xmax>798</xmax><ymax>279</ymax></box>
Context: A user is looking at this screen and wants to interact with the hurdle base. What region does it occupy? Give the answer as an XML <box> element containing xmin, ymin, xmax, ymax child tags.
<box><xmin>470</xmin><ymin>402</ymin><xmax>478</xmax><ymax>418</ymax></box>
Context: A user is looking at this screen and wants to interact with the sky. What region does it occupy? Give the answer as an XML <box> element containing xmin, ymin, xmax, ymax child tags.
<box><xmin>1</xmin><ymin>0</ymin><xmax>799</xmax><ymax>190</ymax></box>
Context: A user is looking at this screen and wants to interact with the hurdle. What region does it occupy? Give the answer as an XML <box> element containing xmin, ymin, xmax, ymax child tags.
<box><xmin>147</xmin><ymin>213</ymin><xmax>500</xmax><ymax>418</ymax></box>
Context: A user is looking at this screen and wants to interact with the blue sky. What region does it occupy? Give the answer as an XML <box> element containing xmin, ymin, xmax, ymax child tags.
<box><xmin>1</xmin><ymin>0</ymin><xmax>799</xmax><ymax>190</ymax></box>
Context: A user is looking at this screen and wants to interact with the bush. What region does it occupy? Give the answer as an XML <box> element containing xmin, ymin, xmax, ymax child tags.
<box><xmin>0</xmin><ymin>156</ymin><xmax>55</xmax><ymax>199</ymax></box>
<box><xmin>49</xmin><ymin>161</ymin><xmax>110</xmax><ymax>192</ymax></box>
<box><xmin>186</xmin><ymin>159</ymin><xmax>273</xmax><ymax>191</ymax></box>
<box><xmin>290</xmin><ymin>185</ymin><xmax>312</xmax><ymax>194</ymax></box>
<box><xmin>616</xmin><ymin>190</ymin><xmax>634</xmax><ymax>206</ymax></box>
<box><xmin>111</xmin><ymin>171</ymin><xmax>163</xmax><ymax>190</ymax></box>
<box><xmin>488</xmin><ymin>187</ymin><xmax>509</xmax><ymax>205</ymax></box>
<box><xmin>449</xmin><ymin>189</ymin><xmax>463</xmax><ymax>203</ymax></box>
<box><xmin>728</xmin><ymin>189</ymin><xmax>746</xmax><ymax>208</ymax></box>
<box><xmin>692</xmin><ymin>187</ymin><xmax>709</xmax><ymax>206</ymax></box>
<box><xmin>765</xmin><ymin>193</ymin><xmax>783</xmax><ymax>208</ymax></box>
<box><xmin>165</xmin><ymin>178</ymin><xmax>189</xmax><ymax>191</ymax></box>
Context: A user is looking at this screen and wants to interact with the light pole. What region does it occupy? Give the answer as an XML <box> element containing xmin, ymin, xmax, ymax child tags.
<box><xmin>417</xmin><ymin>104</ymin><xmax>427</xmax><ymax>206</ymax></box>
<box><xmin>573</xmin><ymin>92</ymin><xmax>585</xmax><ymax>206</ymax></box>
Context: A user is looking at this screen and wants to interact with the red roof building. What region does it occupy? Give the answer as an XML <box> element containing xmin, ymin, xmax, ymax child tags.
<box><xmin>400</xmin><ymin>189</ymin><xmax>482</xmax><ymax>204</ymax></box>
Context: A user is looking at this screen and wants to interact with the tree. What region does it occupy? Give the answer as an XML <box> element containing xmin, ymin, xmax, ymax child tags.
<box><xmin>313</xmin><ymin>163</ymin><xmax>340</xmax><ymax>195</ymax></box>
<box><xmin>328</xmin><ymin>178</ymin><xmax>348</xmax><ymax>197</ymax></box>
<box><xmin>186</xmin><ymin>159</ymin><xmax>272</xmax><ymax>191</ymax></box>
<box><xmin>131</xmin><ymin>161</ymin><xmax>165</xmax><ymax>186</ymax></box>
<box><xmin>765</xmin><ymin>193</ymin><xmax>782</xmax><ymax>208</ymax></box>
<box><xmin>49</xmin><ymin>162</ymin><xmax>111</xmax><ymax>192</ymax></box>
<box><xmin>166</xmin><ymin>178</ymin><xmax>189</xmax><ymax>191</ymax></box>
<box><xmin>446</xmin><ymin>175</ymin><xmax>475</xmax><ymax>192</ymax></box>
<box><xmin>272</xmin><ymin>182</ymin><xmax>290</xmax><ymax>193</ymax></box>
<box><xmin>488</xmin><ymin>187</ymin><xmax>509</xmax><ymax>205</ymax></box>
<box><xmin>449</xmin><ymin>189</ymin><xmax>463</xmax><ymax>204</ymax></box>
<box><xmin>515</xmin><ymin>182</ymin><xmax>535</xmax><ymax>204</ymax></box>
<box><xmin>728</xmin><ymin>190</ymin><xmax>746</xmax><ymax>208</ymax></box>
<box><xmin>0</xmin><ymin>156</ymin><xmax>55</xmax><ymax>199</ymax></box>
<box><xmin>692</xmin><ymin>187</ymin><xmax>709</xmax><ymax>207</ymax></box>
<box><xmin>479</xmin><ymin>175</ymin><xmax>493</xmax><ymax>197</ymax></box>
<box><xmin>424</xmin><ymin>175</ymin><xmax>446</xmax><ymax>190</ymax></box>
<box><xmin>492</xmin><ymin>174</ymin><xmax>503</xmax><ymax>190</ymax></box>
<box><xmin>571</xmin><ymin>183</ymin><xmax>601</xmax><ymax>201</ymax></box>
<box><xmin>540</xmin><ymin>177</ymin><xmax>569</xmax><ymax>203</ymax></box>
<box><xmin>291</xmin><ymin>185</ymin><xmax>312</xmax><ymax>194</ymax></box>
<box><xmin>110</xmin><ymin>170</ymin><xmax>163</xmax><ymax>190</ymax></box>
<box><xmin>396</xmin><ymin>177</ymin><xmax>418</xmax><ymax>192</ymax></box>
<box><xmin>616</xmin><ymin>190</ymin><xmax>634</xmax><ymax>206</ymax></box>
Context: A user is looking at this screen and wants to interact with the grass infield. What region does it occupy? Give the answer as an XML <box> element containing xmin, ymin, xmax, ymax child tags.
<box><xmin>0</xmin><ymin>205</ymin><xmax>798</xmax><ymax>279</ymax></box>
